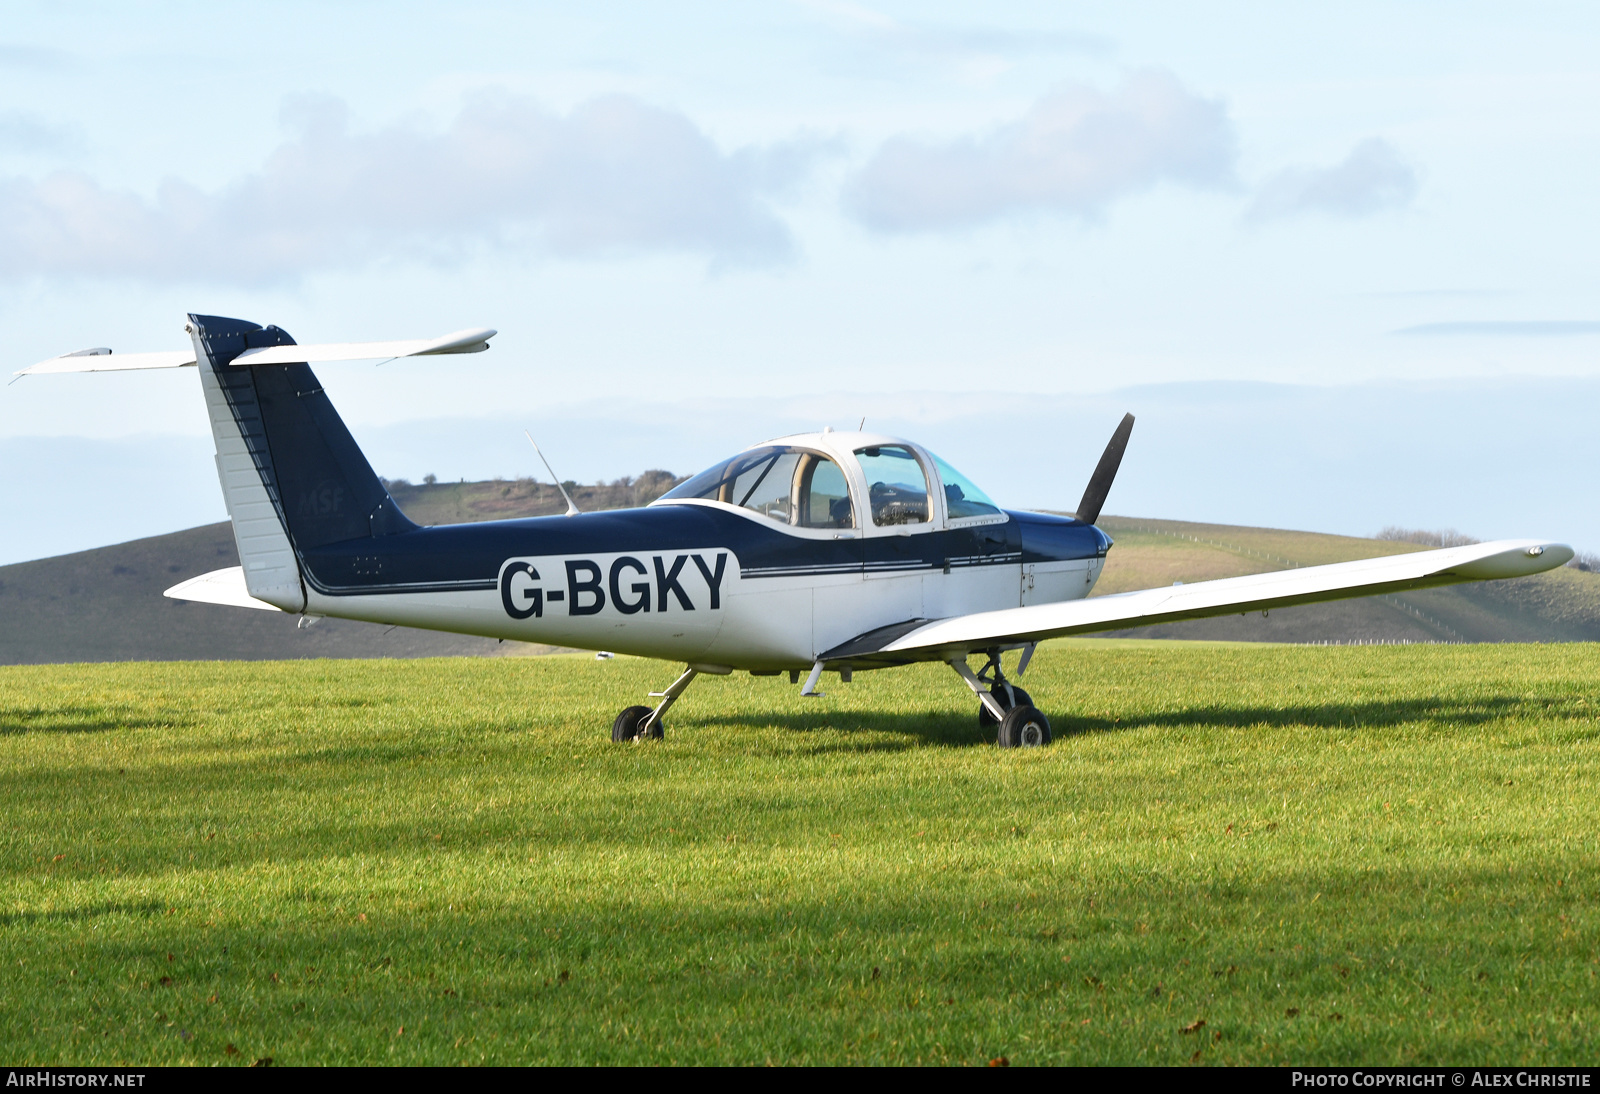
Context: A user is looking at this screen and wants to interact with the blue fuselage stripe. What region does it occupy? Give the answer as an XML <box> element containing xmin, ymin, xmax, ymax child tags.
<box><xmin>294</xmin><ymin>505</ymin><xmax>1104</xmax><ymax>596</ymax></box>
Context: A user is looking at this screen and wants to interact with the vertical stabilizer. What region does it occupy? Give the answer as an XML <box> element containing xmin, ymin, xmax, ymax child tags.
<box><xmin>186</xmin><ymin>314</ymin><xmax>417</xmax><ymax>610</ymax></box>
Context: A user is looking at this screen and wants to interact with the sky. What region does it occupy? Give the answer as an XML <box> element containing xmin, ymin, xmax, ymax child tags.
<box><xmin>0</xmin><ymin>2</ymin><xmax>1597</xmax><ymax>564</ymax></box>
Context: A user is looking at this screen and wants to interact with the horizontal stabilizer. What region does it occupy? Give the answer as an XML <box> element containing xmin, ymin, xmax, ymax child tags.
<box><xmin>231</xmin><ymin>328</ymin><xmax>496</xmax><ymax>365</ymax></box>
<box><xmin>15</xmin><ymin>350</ymin><xmax>197</xmax><ymax>377</ymax></box>
<box><xmin>831</xmin><ymin>539</ymin><xmax>1573</xmax><ymax>663</ymax></box>
<box><xmin>164</xmin><ymin>567</ymin><xmax>286</xmax><ymax>612</ymax></box>
<box><xmin>13</xmin><ymin>327</ymin><xmax>494</xmax><ymax>379</ymax></box>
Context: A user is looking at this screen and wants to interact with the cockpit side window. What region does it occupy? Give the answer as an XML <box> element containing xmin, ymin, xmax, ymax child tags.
<box><xmin>660</xmin><ymin>449</ymin><xmax>770</xmax><ymax>506</ymax></box>
<box><xmin>731</xmin><ymin>450</ymin><xmax>802</xmax><ymax>522</ymax></box>
<box><xmin>930</xmin><ymin>453</ymin><xmax>1001</xmax><ymax>520</ymax></box>
<box><xmin>854</xmin><ymin>445</ymin><xmax>929</xmax><ymax>527</ymax></box>
<box><xmin>660</xmin><ymin>447</ymin><xmax>854</xmax><ymax>529</ymax></box>
<box><xmin>799</xmin><ymin>454</ymin><xmax>854</xmax><ymax>528</ymax></box>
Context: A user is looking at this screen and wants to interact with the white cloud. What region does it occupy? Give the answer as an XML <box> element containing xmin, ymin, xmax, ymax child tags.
<box><xmin>1246</xmin><ymin>138</ymin><xmax>1417</xmax><ymax>223</ymax></box>
<box><xmin>0</xmin><ymin>111</ymin><xmax>80</xmax><ymax>154</ymax></box>
<box><xmin>0</xmin><ymin>92</ymin><xmax>819</xmax><ymax>285</ymax></box>
<box><xmin>843</xmin><ymin>71</ymin><xmax>1237</xmax><ymax>232</ymax></box>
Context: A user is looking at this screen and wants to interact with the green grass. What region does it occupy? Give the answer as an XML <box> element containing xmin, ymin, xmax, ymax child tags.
<box><xmin>2</xmin><ymin>643</ymin><xmax>1598</xmax><ymax>1065</ymax></box>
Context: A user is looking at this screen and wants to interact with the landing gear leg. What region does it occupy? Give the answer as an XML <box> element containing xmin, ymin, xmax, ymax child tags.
<box><xmin>950</xmin><ymin>649</ymin><xmax>1051</xmax><ymax>748</ymax></box>
<box><xmin>612</xmin><ymin>665</ymin><xmax>699</xmax><ymax>742</ymax></box>
<box><xmin>963</xmin><ymin>648</ymin><xmax>1035</xmax><ymax>729</ymax></box>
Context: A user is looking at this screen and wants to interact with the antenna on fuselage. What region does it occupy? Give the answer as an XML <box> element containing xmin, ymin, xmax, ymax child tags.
<box><xmin>524</xmin><ymin>430</ymin><xmax>581</xmax><ymax>517</ymax></box>
<box><xmin>858</xmin><ymin>417</ymin><xmax>865</xmax><ymax>431</ymax></box>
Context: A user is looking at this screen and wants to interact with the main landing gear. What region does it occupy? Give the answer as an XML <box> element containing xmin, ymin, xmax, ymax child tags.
<box><xmin>613</xmin><ymin>654</ymin><xmax>1051</xmax><ymax>749</ymax></box>
<box><xmin>950</xmin><ymin>646</ymin><xmax>1051</xmax><ymax>748</ymax></box>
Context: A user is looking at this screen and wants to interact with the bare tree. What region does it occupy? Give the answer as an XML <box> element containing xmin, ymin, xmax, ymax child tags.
<box><xmin>1375</xmin><ymin>526</ymin><xmax>1480</xmax><ymax>548</ymax></box>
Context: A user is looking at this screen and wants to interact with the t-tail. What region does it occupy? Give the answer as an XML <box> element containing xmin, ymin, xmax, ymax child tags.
<box><xmin>187</xmin><ymin>314</ymin><xmax>416</xmax><ymax>611</ymax></box>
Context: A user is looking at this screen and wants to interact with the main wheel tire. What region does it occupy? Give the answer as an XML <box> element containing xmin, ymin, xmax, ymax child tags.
<box><xmin>977</xmin><ymin>684</ymin><xmax>1033</xmax><ymax>728</ymax></box>
<box><xmin>612</xmin><ymin>705</ymin><xmax>658</xmax><ymax>742</ymax></box>
<box><xmin>997</xmin><ymin>704</ymin><xmax>1051</xmax><ymax>748</ymax></box>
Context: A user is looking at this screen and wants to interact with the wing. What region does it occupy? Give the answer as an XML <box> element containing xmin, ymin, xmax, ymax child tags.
<box><xmin>164</xmin><ymin>567</ymin><xmax>285</xmax><ymax>612</ymax></box>
<box><xmin>824</xmin><ymin>538</ymin><xmax>1573</xmax><ymax>664</ymax></box>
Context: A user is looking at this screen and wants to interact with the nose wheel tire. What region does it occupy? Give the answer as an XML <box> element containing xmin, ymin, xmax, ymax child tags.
<box><xmin>978</xmin><ymin>685</ymin><xmax>1033</xmax><ymax>729</ymax></box>
<box><xmin>612</xmin><ymin>705</ymin><xmax>663</xmax><ymax>742</ymax></box>
<box><xmin>997</xmin><ymin>704</ymin><xmax>1051</xmax><ymax>748</ymax></box>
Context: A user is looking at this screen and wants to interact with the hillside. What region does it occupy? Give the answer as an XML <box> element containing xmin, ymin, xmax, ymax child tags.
<box><xmin>382</xmin><ymin>470</ymin><xmax>683</xmax><ymax>526</ymax></box>
<box><xmin>0</xmin><ymin>471</ymin><xmax>689</xmax><ymax>666</ymax></box>
<box><xmin>2</xmin><ymin>484</ymin><xmax>1595</xmax><ymax>665</ymax></box>
<box><xmin>1093</xmin><ymin>515</ymin><xmax>1600</xmax><ymax>643</ymax></box>
<box><xmin>0</xmin><ymin>524</ymin><xmax>530</xmax><ymax>664</ymax></box>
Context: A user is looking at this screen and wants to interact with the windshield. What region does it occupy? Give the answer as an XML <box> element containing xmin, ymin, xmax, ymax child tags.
<box><xmin>854</xmin><ymin>444</ymin><xmax>929</xmax><ymax>526</ymax></box>
<box><xmin>930</xmin><ymin>452</ymin><xmax>1001</xmax><ymax>520</ymax></box>
<box><xmin>660</xmin><ymin>447</ymin><xmax>855</xmax><ymax>528</ymax></box>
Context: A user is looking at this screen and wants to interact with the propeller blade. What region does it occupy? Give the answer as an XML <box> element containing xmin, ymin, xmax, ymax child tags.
<box><xmin>1075</xmin><ymin>412</ymin><xmax>1134</xmax><ymax>525</ymax></box>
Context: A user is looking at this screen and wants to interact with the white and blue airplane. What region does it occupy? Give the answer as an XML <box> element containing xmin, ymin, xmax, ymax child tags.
<box><xmin>16</xmin><ymin>314</ymin><xmax>1574</xmax><ymax>746</ymax></box>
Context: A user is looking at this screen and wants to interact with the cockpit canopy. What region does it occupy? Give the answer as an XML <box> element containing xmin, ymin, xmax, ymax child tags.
<box><xmin>658</xmin><ymin>440</ymin><xmax>1001</xmax><ymax>531</ymax></box>
<box><xmin>660</xmin><ymin>447</ymin><xmax>854</xmax><ymax>528</ymax></box>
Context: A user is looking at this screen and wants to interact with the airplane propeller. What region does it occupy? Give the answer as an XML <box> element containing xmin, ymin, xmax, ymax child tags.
<box><xmin>1074</xmin><ymin>412</ymin><xmax>1135</xmax><ymax>525</ymax></box>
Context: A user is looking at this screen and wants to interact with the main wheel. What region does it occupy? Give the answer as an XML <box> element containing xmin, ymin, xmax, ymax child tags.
<box><xmin>612</xmin><ymin>705</ymin><xmax>663</xmax><ymax>742</ymax></box>
<box><xmin>997</xmin><ymin>704</ymin><xmax>1051</xmax><ymax>748</ymax></box>
<box><xmin>978</xmin><ymin>684</ymin><xmax>1033</xmax><ymax>729</ymax></box>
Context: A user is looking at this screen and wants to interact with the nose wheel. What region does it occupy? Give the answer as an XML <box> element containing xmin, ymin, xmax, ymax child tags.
<box><xmin>612</xmin><ymin>705</ymin><xmax>663</xmax><ymax>742</ymax></box>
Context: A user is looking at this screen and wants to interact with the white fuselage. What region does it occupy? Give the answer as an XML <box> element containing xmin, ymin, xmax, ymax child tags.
<box><xmin>300</xmin><ymin>507</ymin><xmax>1105</xmax><ymax>669</ymax></box>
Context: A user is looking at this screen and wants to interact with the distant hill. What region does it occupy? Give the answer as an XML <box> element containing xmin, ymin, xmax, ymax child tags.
<box><xmin>0</xmin><ymin>470</ymin><xmax>689</xmax><ymax>666</ymax></box>
<box><xmin>2</xmin><ymin>482</ymin><xmax>1595</xmax><ymax>666</ymax></box>
<box><xmin>381</xmin><ymin>470</ymin><xmax>683</xmax><ymax>526</ymax></box>
<box><xmin>1092</xmin><ymin>516</ymin><xmax>1600</xmax><ymax>643</ymax></box>
<box><xmin>0</xmin><ymin>523</ymin><xmax>535</xmax><ymax>665</ymax></box>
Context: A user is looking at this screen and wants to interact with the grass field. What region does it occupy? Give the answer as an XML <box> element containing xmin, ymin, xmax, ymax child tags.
<box><xmin>2</xmin><ymin>643</ymin><xmax>1598</xmax><ymax>1065</ymax></box>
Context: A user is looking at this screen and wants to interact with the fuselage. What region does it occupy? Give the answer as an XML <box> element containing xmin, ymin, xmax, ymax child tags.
<box><xmin>295</xmin><ymin>499</ymin><xmax>1110</xmax><ymax>669</ymax></box>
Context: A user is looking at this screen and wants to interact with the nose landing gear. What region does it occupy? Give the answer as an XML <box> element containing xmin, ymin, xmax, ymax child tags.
<box><xmin>611</xmin><ymin>665</ymin><xmax>699</xmax><ymax>742</ymax></box>
<box><xmin>611</xmin><ymin>663</ymin><xmax>734</xmax><ymax>742</ymax></box>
